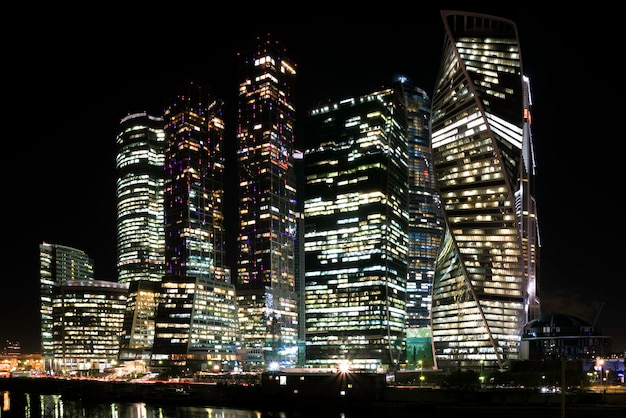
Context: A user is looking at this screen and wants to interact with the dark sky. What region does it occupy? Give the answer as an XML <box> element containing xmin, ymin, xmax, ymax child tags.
<box><xmin>5</xmin><ymin>4</ymin><xmax>623</xmax><ymax>354</ymax></box>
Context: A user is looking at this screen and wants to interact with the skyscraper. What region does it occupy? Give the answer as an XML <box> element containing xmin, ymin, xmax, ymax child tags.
<box><xmin>303</xmin><ymin>88</ymin><xmax>409</xmax><ymax>371</ymax></box>
<box><xmin>396</xmin><ymin>76</ymin><xmax>443</xmax><ymax>369</ymax></box>
<box><xmin>430</xmin><ymin>11</ymin><xmax>540</xmax><ymax>372</ymax></box>
<box><xmin>293</xmin><ymin>150</ymin><xmax>307</xmax><ymax>366</ymax></box>
<box><xmin>150</xmin><ymin>81</ymin><xmax>239</xmax><ymax>373</ymax></box>
<box><xmin>162</xmin><ymin>82</ymin><xmax>226</xmax><ymax>282</ymax></box>
<box><xmin>39</xmin><ymin>242</ymin><xmax>94</xmax><ymax>370</ymax></box>
<box><xmin>115</xmin><ymin>112</ymin><xmax>166</xmax><ymax>362</ymax></box>
<box><xmin>235</xmin><ymin>36</ymin><xmax>298</xmax><ymax>367</ymax></box>
<box><xmin>115</xmin><ymin>111</ymin><xmax>166</xmax><ymax>285</ymax></box>
<box><xmin>519</xmin><ymin>75</ymin><xmax>541</xmax><ymax>325</ymax></box>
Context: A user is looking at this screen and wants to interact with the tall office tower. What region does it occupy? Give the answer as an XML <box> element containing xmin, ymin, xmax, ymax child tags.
<box><xmin>235</xmin><ymin>36</ymin><xmax>298</xmax><ymax>367</ymax></box>
<box><xmin>150</xmin><ymin>81</ymin><xmax>239</xmax><ymax>373</ymax></box>
<box><xmin>430</xmin><ymin>11</ymin><xmax>540</xmax><ymax>372</ymax></box>
<box><xmin>39</xmin><ymin>242</ymin><xmax>94</xmax><ymax>371</ymax></box>
<box><xmin>51</xmin><ymin>279</ymin><xmax>128</xmax><ymax>374</ymax></box>
<box><xmin>519</xmin><ymin>76</ymin><xmax>541</xmax><ymax>325</ymax></box>
<box><xmin>115</xmin><ymin>112</ymin><xmax>166</xmax><ymax>362</ymax></box>
<box><xmin>395</xmin><ymin>76</ymin><xmax>443</xmax><ymax>369</ymax></box>
<box><xmin>293</xmin><ymin>150</ymin><xmax>307</xmax><ymax>366</ymax></box>
<box><xmin>303</xmin><ymin>88</ymin><xmax>409</xmax><ymax>372</ymax></box>
<box><xmin>116</xmin><ymin>112</ymin><xmax>166</xmax><ymax>284</ymax></box>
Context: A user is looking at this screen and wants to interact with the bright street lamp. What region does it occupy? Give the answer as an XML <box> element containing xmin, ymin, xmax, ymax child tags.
<box><xmin>595</xmin><ymin>358</ymin><xmax>604</xmax><ymax>387</ymax></box>
<box><xmin>418</xmin><ymin>360</ymin><xmax>423</xmax><ymax>386</ymax></box>
<box><xmin>338</xmin><ymin>361</ymin><xmax>350</xmax><ymax>373</ymax></box>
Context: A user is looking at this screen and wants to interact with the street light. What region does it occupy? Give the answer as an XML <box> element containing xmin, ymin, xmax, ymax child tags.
<box><xmin>418</xmin><ymin>360</ymin><xmax>423</xmax><ymax>386</ymax></box>
<box><xmin>338</xmin><ymin>361</ymin><xmax>350</xmax><ymax>373</ymax></box>
<box><xmin>596</xmin><ymin>358</ymin><xmax>604</xmax><ymax>387</ymax></box>
<box><xmin>480</xmin><ymin>360</ymin><xmax>485</xmax><ymax>387</ymax></box>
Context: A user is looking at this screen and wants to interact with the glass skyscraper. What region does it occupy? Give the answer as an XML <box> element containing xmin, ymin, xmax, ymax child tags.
<box><xmin>519</xmin><ymin>75</ymin><xmax>541</xmax><ymax>326</ymax></box>
<box><xmin>235</xmin><ymin>36</ymin><xmax>298</xmax><ymax>367</ymax></box>
<box><xmin>115</xmin><ymin>112</ymin><xmax>166</xmax><ymax>362</ymax></box>
<box><xmin>430</xmin><ymin>11</ymin><xmax>540</xmax><ymax>372</ymax></box>
<box><xmin>39</xmin><ymin>242</ymin><xmax>94</xmax><ymax>371</ymax></box>
<box><xmin>115</xmin><ymin>111</ymin><xmax>166</xmax><ymax>285</ymax></box>
<box><xmin>303</xmin><ymin>88</ymin><xmax>409</xmax><ymax>371</ymax></box>
<box><xmin>161</xmin><ymin>82</ymin><xmax>226</xmax><ymax>282</ymax></box>
<box><xmin>396</xmin><ymin>76</ymin><xmax>443</xmax><ymax>369</ymax></box>
<box><xmin>150</xmin><ymin>81</ymin><xmax>239</xmax><ymax>373</ymax></box>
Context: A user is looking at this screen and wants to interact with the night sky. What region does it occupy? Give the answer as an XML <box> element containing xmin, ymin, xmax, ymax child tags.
<box><xmin>5</xmin><ymin>4</ymin><xmax>623</xmax><ymax>354</ymax></box>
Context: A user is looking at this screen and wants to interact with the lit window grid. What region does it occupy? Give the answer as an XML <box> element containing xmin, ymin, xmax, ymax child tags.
<box><xmin>152</xmin><ymin>279</ymin><xmax>239</xmax><ymax>357</ymax></box>
<box><xmin>115</xmin><ymin>113</ymin><xmax>166</xmax><ymax>285</ymax></box>
<box><xmin>303</xmin><ymin>88</ymin><xmax>408</xmax><ymax>368</ymax></box>
<box><xmin>430</xmin><ymin>11</ymin><xmax>530</xmax><ymax>372</ymax></box>
<box><xmin>162</xmin><ymin>93</ymin><xmax>225</xmax><ymax>282</ymax></box>
<box><xmin>51</xmin><ymin>280</ymin><xmax>128</xmax><ymax>371</ymax></box>
<box><xmin>236</xmin><ymin>39</ymin><xmax>298</xmax><ymax>359</ymax></box>
<box><xmin>40</xmin><ymin>243</ymin><xmax>94</xmax><ymax>364</ymax></box>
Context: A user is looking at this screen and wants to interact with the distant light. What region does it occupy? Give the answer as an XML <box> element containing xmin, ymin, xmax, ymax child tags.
<box><xmin>338</xmin><ymin>361</ymin><xmax>350</xmax><ymax>373</ymax></box>
<box><xmin>268</xmin><ymin>362</ymin><xmax>280</xmax><ymax>371</ymax></box>
<box><xmin>394</xmin><ymin>74</ymin><xmax>408</xmax><ymax>84</ymax></box>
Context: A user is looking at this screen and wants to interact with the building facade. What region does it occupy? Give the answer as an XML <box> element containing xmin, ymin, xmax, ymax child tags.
<box><xmin>293</xmin><ymin>150</ymin><xmax>307</xmax><ymax>365</ymax></box>
<box><xmin>396</xmin><ymin>76</ymin><xmax>443</xmax><ymax>369</ymax></box>
<box><xmin>150</xmin><ymin>81</ymin><xmax>239</xmax><ymax>373</ymax></box>
<box><xmin>303</xmin><ymin>88</ymin><xmax>409</xmax><ymax>371</ymax></box>
<box><xmin>39</xmin><ymin>242</ymin><xmax>94</xmax><ymax>371</ymax></box>
<box><xmin>518</xmin><ymin>75</ymin><xmax>541</xmax><ymax>324</ymax></box>
<box><xmin>118</xmin><ymin>279</ymin><xmax>161</xmax><ymax>363</ymax></box>
<box><xmin>430</xmin><ymin>11</ymin><xmax>539</xmax><ymax>372</ymax></box>
<box><xmin>51</xmin><ymin>279</ymin><xmax>127</xmax><ymax>374</ymax></box>
<box><xmin>115</xmin><ymin>111</ymin><xmax>166</xmax><ymax>285</ymax></box>
<box><xmin>522</xmin><ymin>313</ymin><xmax>611</xmax><ymax>361</ymax></box>
<box><xmin>235</xmin><ymin>36</ymin><xmax>299</xmax><ymax>367</ymax></box>
<box><xmin>115</xmin><ymin>112</ymin><xmax>166</xmax><ymax>362</ymax></box>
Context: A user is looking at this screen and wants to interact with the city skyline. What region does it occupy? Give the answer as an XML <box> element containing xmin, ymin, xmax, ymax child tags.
<box><xmin>5</xmin><ymin>5</ymin><xmax>623</xmax><ymax>354</ymax></box>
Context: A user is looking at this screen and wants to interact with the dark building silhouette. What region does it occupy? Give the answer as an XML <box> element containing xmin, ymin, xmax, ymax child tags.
<box><xmin>522</xmin><ymin>313</ymin><xmax>611</xmax><ymax>361</ymax></box>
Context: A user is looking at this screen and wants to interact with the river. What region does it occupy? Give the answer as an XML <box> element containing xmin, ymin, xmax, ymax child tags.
<box><xmin>2</xmin><ymin>391</ymin><xmax>296</xmax><ymax>418</ymax></box>
<box><xmin>2</xmin><ymin>388</ymin><xmax>625</xmax><ymax>418</ymax></box>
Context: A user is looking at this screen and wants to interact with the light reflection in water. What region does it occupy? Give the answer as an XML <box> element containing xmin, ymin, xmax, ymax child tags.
<box><xmin>0</xmin><ymin>392</ymin><xmax>288</xmax><ymax>418</ymax></box>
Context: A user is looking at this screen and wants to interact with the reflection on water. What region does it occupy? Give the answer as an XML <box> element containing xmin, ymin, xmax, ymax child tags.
<box><xmin>1</xmin><ymin>391</ymin><xmax>282</xmax><ymax>418</ymax></box>
<box><xmin>5</xmin><ymin>390</ymin><xmax>623</xmax><ymax>418</ymax></box>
